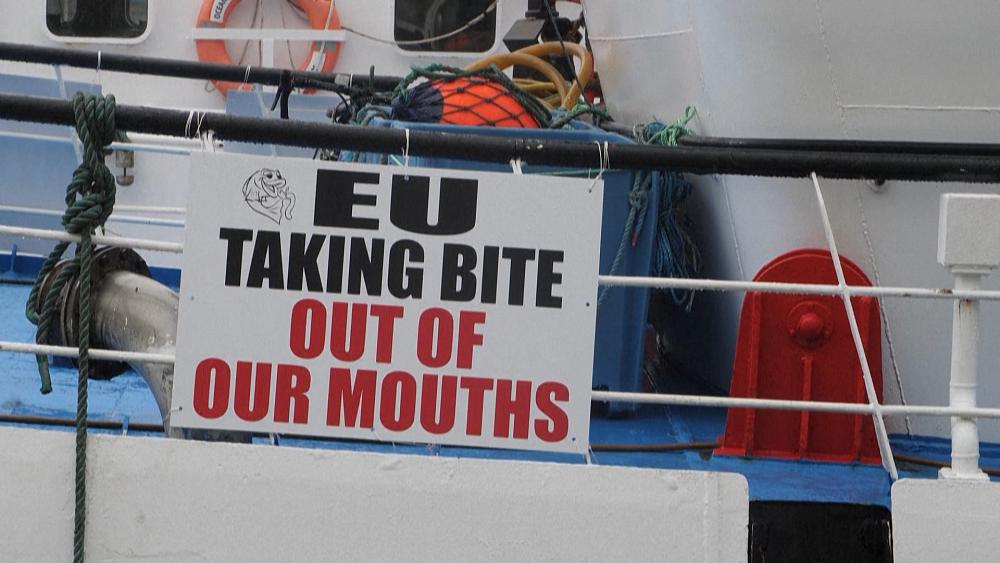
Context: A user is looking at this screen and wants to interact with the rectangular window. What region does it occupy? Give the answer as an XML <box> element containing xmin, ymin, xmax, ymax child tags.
<box><xmin>394</xmin><ymin>0</ymin><xmax>496</xmax><ymax>53</ymax></box>
<box><xmin>46</xmin><ymin>0</ymin><xmax>149</xmax><ymax>40</ymax></box>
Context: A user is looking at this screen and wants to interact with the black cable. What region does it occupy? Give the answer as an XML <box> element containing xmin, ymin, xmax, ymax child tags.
<box><xmin>892</xmin><ymin>452</ymin><xmax>1000</xmax><ymax>477</ymax></box>
<box><xmin>590</xmin><ymin>441</ymin><xmax>720</xmax><ymax>452</ymax></box>
<box><xmin>541</xmin><ymin>0</ymin><xmax>588</xmax><ymax>107</ymax></box>
<box><xmin>679</xmin><ymin>134</ymin><xmax>1000</xmax><ymax>157</ymax></box>
<box><xmin>271</xmin><ymin>69</ymin><xmax>293</xmax><ymax>119</ymax></box>
<box><xmin>0</xmin><ymin>413</ymin><xmax>163</xmax><ymax>432</ymax></box>
<box><xmin>6</xmin><ymin>92</ymin><xmax>1000</xmax><ymax>182</ymax></box>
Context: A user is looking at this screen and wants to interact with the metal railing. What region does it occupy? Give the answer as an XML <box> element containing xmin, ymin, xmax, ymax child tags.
<box><xmin>2</xmin><ymin>172</ymin><xmax>998</xmax><ymax>481</ymax></box>
<box><xmin>1</xmin><ymin>61</ymin><xmax>998</xmax><ymax>477</ymax></box>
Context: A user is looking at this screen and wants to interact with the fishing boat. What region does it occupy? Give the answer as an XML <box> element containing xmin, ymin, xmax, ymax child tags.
<box><xmin>2</xmin><ymin>1</ymin><xmax>999</xmax><ymax>561</ymax></box>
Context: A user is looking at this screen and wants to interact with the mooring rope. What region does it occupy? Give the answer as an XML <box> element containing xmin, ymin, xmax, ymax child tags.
<box><xmin>24</xmin><ymin>92</ymin><xmax>119</xmax><ymax>563</ymax></box>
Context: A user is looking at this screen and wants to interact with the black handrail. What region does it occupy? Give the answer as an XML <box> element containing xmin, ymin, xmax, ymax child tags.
<box><xmin>3</xmin><ymin>92</ymin><xmax>1000</xmax><ymax>182</ymax></box>
<box><xmin>0</xmin><ymin>41</ymin><xmax>401</xmax><ymax>93</ymax></box>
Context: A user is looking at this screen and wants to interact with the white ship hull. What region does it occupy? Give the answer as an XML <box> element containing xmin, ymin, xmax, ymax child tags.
<box><xmin>586</xmin><ymin>0</ymin><xmax>1000</xmax><ymax>442</ymax></box>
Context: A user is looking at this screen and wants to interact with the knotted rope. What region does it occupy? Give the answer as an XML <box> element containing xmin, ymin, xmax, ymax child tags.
<box><xmin>549</xmin><ymin>101</ymin><xmax>611</xmax><ymax>130</ymax></box>
<box><xmin>24</xmin><ymin>92</ymin><xmax>119</xmax><ymax>563</ymax></box>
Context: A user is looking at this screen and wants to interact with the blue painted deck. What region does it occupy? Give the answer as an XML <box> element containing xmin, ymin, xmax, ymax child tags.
<box><xmin>4</xmin><ymin>274</ymin><xmax>995</xmax><ymax>510</ymax></box>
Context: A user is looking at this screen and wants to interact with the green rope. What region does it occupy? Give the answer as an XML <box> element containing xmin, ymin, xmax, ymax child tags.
<box><xmin>394</xmin><ymin>63</ymin><xmax>552</xmax><ymax>127</ymax></box>
<box><xmin>598</xmin><ymin>106</ymin><xmax>700</xmax><ymax>308</ymax></box>
<box><xmin>637</xmin><ymin>105</ymin><xmax>702</xmax><ymax>309</ymax></box>
<box><xmin>24</xmin><ymin>92</ymin><xmax>118</xmax><ymax>563</ymax></box>
<box><xmin>597</xmin><ymin>169</ymin><xmax>647</xmax><ymax>308</ymax></box>
<box><xmin>339</xmin><ymin>105</ymin><xmax>393</xmax><ymax>163</ymax></box>
<box><xmin>549</xmin><ymin>101</ymin><xmax>612</xmax><ymax>129</ymax></box>
<box><xmin>639</xmin><ymin>105</ymin><xmax>697</xmax><ymax>146</ymax></box>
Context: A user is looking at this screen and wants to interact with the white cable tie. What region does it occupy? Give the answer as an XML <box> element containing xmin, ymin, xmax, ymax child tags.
<box><xmin>96</xmin><ymin>50</ymin><xmax>102</xmax><ymax>86</ymax></box>
<box><xmin>403</xmin><ymin>128</ymin><xmax>411</xmax><ymax>179</ymax></box>
<box><xmin>184</xmin><ymin>110</ymin><xmax>195</xmax><ymax>138</ymax></box>
<box><xmin>201</xmin><ymin>130</ymin><xmax>216</xmax><ymax>153</ymax></box>
<box><xmin>510</xmin><ymin>158</ymin><xmax>524</xmax><ymax>175</ymax></box>
<box><xmin>243</xmin><ymin>65</ymin><xmax>252</xmax><ymax>85</ymax></box>
<box><xmin>196</xmin><ymin>112</ymin><xmax>206</xmax><ymax>138</ymax></box>
<box><xmin>588</xmin><ymin>140</ymin><xmax>609</xmax><ymax>193</ymax></box>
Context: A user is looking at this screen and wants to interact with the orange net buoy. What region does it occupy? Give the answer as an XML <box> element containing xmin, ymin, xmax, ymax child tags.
<box><xmin>392</xmin><ymin>76</ymin><xmax>542</xmax><ymax>128</ymax></box>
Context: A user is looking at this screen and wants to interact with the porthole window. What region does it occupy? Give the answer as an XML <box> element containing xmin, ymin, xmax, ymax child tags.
<box><xmin>46</xmin><ymin>0</ymin><xmax>149</xmax><ymax>40</ymax></box>
<box><xmin>394</xmin><ymin>0</ymin><xmax>497</xmax><ymax>53</ymax></box>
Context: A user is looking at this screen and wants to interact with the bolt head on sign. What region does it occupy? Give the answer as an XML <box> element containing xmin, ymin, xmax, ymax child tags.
<box><xmin>171</xmin><ymin>153</ymin><xmax>604</xmax><ymax>454</ymax></box>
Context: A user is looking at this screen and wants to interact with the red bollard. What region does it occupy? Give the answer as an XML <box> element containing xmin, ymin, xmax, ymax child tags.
<box><xmin>716</xmin><ymin>249</ymin><xmax>883</xmax><ymax>464</ymax></box>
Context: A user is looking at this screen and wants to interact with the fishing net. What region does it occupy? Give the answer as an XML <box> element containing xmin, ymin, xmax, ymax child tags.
<box><xmin>391</xmin><ymin>65</ymin><xmax>548</xmax><ymax>128</ymax></box>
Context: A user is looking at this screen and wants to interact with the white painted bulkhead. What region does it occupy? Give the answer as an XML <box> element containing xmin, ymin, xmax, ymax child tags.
<box><xmin>584</xmin><ymin>0</ymin><xmax>1000</xmax><ymax>442</ymax></box>
<box><xmin>893</xmin><ymin>478</ymin><xmax>1000</xmax><ymax>562</ymax></box>
<box><xmin>0</xmin><ymin>426</ymin><xmax>749</xmax><ymax>562</ymax></box>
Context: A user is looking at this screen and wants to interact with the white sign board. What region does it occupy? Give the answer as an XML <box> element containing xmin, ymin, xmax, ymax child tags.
<box><xmin>172</xmin><ymin>153</ymin><xmax>603</xmax><ymax>453</ymax></box>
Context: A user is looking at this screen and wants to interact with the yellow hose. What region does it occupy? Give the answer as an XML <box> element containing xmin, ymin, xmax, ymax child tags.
<box><xmin>465</xmin><ymin>52</ymin><xmax>570</xmax><ymax>109</ymax></box>
<box><xmin>465</xmin><ymin>41</ymin><xmax>596</xmax><ymax>113</ymax></box>
<box><xmin>542</xmin><ymin>93</ymin><xmax>563</xmax><ymax>108</ymax></box>
<box><xmin>513</xmin><ymin>41</ymin><xmax>594</xmax><ymax>109</ymax></box>
<box><xmin>516</xmin><ymin>81</ymin><xmax>566</xmax><ymax>95</ymax></box>
<box><xmin>515</xmin><ymin>78</ymin><xmax>557</xmax><ymax>89</ymax></box>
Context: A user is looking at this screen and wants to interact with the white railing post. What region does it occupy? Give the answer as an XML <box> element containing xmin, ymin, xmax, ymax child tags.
<box><xmin>811</xmin><ymin>173</ymin><xmax>898</xmax><ymax>479</ymax></box>
<box><xmin>937</xmin><ymin>193</ymin><xmax>1000</xmax><ymax>480</ymax></box>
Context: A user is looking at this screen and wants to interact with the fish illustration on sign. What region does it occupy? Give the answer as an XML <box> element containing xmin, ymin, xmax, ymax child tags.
<box><xmin>242</xmin><ymin>168</ymin><xmax>295</xmax><ymax>224</ymax></box>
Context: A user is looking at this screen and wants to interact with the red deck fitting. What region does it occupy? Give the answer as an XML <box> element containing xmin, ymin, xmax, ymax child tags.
<box><xmin>716</xmin><ymin>249</ymin><xmax>883</xmax><ymax>464</ymax></box>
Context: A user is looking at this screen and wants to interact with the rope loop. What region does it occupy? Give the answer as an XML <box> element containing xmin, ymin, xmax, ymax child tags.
<box><xmin>640</xmin><ymin>105</ymin><xmax>697</xmax><ymax>147</ymax></box>
<box><xmin>25</xmin><ymin>91</ymin><xmax>118</xmax><ymax>391</ymax></box>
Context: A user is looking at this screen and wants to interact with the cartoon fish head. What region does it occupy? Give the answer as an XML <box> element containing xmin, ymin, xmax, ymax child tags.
<box><xmin>243</xmin><ymin>168</ymin><xmax>296</xmax><ymax>224</ymax></box>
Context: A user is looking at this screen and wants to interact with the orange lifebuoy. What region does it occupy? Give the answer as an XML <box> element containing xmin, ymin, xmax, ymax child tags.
<box><xmin>195</xmin><ymin>0</ymin><xmax>341</xmax><ymax>96</ymax></box>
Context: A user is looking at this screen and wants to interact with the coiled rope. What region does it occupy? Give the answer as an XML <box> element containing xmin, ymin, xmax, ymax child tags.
<box><xmin>599</xmin><ymin>106</ymin><xmax>701</xmax><ymax>309</ymax></box>
<box><xmin>24</xmin><ymin>92</ymin><xmax>119</xmax><ymax>563</ymax></box>
<box><xmin>639</xmin><ymin>106</ymin><xmax>702</xmax><ymax>310</ymax></box>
